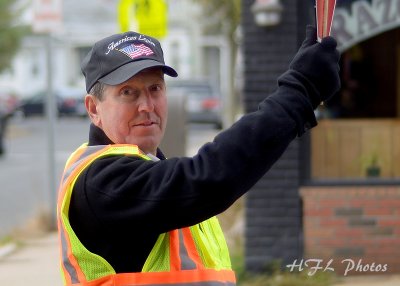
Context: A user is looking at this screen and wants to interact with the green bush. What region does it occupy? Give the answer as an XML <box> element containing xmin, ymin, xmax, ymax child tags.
<box><xmin>239</xmin><ymin>271</ymin><xmax>335</xmax><ymax>286</ymax></box>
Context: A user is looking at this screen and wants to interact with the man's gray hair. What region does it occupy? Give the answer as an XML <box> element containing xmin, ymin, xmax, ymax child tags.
<box><xmin>89</xmin><ymin>81</ymin><xmax>107</xmax><ymax>100</ymax></box>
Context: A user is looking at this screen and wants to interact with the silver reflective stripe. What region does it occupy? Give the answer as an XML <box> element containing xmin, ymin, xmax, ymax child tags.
<box><xmin>178</xmin><ymin>229</ymin><xmax>197</xmax><ymax>270</ymax></box>
<box><xmin>60</xmin><ymin>224</ymin><xmax>79</xmax><ymax>283</ymax></box>
<box><xmin>62</xmin><ymin>145</ymin><xmax>106</xmax><ymax>184</ymax></box>
<box><xmin>146</xmin><ymin>153</ymin><xmax>160</xmax><ymax>162</ymax></box>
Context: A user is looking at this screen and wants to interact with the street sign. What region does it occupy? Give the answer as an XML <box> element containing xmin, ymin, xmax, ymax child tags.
<box><xmin>32</xmin><ymin>0</ymin><xmax>63</xmax><ymax>34</ymax></box>
<box><xmin>118</xmin><ymin>0</ymin><xmax>138</xmax><ymax>33</ymax></box>
<box><xmin>118</xmin><ymin>0</ymin><xmax>167</xmax><ymax>38</ymax></box>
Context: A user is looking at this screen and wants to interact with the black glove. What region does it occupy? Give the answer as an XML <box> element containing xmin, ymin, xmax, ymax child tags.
<box><xmin>279</xmin><ymin>26</ymin><xmax>341</xmax><ymax>108</ymax></box>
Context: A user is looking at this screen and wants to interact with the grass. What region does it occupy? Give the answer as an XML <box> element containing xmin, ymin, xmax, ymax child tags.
<box><xmin>0</xmin><ymin>236</ymin><xmax>13</xmax><ymax>247</ymax></box>
<box><xmin>239</xmin><ymin>272</ymin><xmax>336</xmax><ymax>286</ymax></box>
<box><xmin>231</xmin><ymin>254</ymin><xmax>337</xmax><ymax>286</ymax></box>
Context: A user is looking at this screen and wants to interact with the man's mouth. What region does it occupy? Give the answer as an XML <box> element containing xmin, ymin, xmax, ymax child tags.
<box><xmin>134</xmin><ymin>120</ymin><xmax>157</xmax><ymax>127</ymax></box>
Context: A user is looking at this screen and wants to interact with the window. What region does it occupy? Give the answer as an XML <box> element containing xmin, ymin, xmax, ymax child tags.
<box><xmin>310</xmin><ymin>29</ymin><xmax>400</xmax><ymax>181</ymax></box>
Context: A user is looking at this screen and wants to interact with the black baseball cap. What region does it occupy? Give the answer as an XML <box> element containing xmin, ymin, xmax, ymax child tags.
<box><xmin>81</xmin><ymin>31</ymin><xmax>178</xmax><ymax>93</ymax></box>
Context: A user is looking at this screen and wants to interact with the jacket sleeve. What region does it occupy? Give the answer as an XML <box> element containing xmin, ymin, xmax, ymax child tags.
<box><xmin>71</xmin><ymin>76</ymin><xmax>317</xmax><ymax>234</ymax></box>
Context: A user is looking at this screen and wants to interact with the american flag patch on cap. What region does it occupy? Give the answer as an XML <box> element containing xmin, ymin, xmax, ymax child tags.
<box><xmin>118</xmin><ymin>44</ymin><xmax>154</xmax><ymax>59</ymax></box>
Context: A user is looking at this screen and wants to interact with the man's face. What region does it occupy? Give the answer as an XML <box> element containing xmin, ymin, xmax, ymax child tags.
<box><xmin>87</xmin><ymin>67</ymin><xmax>168</xmax><ymax>155</ymax></box>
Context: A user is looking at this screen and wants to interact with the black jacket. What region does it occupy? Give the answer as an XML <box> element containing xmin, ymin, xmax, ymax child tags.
<box><xmin>69</xmin><ymin>80</ymin><xmax>317</xmax><ymax>273</ymax></box>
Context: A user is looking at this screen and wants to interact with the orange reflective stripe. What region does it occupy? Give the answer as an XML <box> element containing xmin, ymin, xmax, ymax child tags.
<box><xmin>59</xmin><ymin>221</ymin><xmax>87</xmax><ymax>283</ymax></box>
<box><xmin>177</xmin><ymin>229</ymin><xmax>196</xmax><ymax>270</ymax></box>
<box><xmin>58</xmin><ymin>145</ymin><xmax>112</xmax><ymax>284</ymax></box>
<box><xmin>169</xmin><ymin>230</ymin><xmax>181</xmax><ymax>271</ymax></box>
<box><xmin>58</xmin><ymin>229</ymin><xmax>73</xmax><ymax>285</ymax></box>
<box><xmin>62</xmin><ymin>145</ymin><xmax>106</xmax><ymax>185</ymax></box>
<box><xmin>170</xmin><ymin>229</ymin><xmax>202</xmax><ymax>271</ymax></box>
<box><xmin>64</xmin><ymin>145</ymin><xmax>87</xmax><ymax>170</ymax></box>
<box><xmin>182</xmin><ymin>227</ymin><xmax>205</xmax><ymax>270</ymax></box>
<box><xmin>58</xmin><ymin>146</ymin><xmax>107</xmax><ymax>211</ymax></box>
<box><xmin>67</xmin><ymin>269</ymin><xmax>236</xmax><ymax>286</ymax></box>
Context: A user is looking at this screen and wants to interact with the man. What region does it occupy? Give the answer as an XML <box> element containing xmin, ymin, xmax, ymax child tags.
<box><xmin>57</xmin><ymin>26</ymin><xmax>340</xmax><ymax>285</ymax></box>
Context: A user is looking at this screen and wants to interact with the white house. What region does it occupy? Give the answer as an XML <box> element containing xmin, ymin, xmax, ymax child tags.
<box><xmin>0</xmin><ymin>0</ymin><xmax>222</xmax><ymax>98</ymax></box>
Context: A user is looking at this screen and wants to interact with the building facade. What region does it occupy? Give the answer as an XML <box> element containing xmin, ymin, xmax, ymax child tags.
<box><xmin>0</xmin><ymin>0</ymin><xmax>226</xmax><ymax>100</ymax></box>
<box><xmin>243</xmin><ymin>0</ymin><xmax>400</xmax><ymax>275</ymax></box>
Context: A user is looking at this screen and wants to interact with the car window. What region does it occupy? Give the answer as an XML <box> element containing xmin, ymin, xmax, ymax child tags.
<box><xmin>30</xmin><ymin>93</ymin><xmax>45</xmax><ymax>103</ymax></box>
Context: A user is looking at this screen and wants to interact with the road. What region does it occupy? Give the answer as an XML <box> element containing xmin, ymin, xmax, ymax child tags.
<box><xmin>0</xmin><ymin>117</ymin><xmax>89</xmax><ymax>237</ymax></box>
<box><xmin>2</xmin><ymin>118</ymin><xmax>400</xmax><ymax>286</ymax></box>
<box><xmin>0</xmin><ymin>117</ymin><xmax>218</xmax><ymax>238</ymax></box>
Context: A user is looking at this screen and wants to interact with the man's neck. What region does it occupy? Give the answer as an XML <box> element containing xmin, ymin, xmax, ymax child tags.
<box><xmin>87</xmin><ymin>123</ymin><xmax>167</xmax><ymax>160</ymax></box>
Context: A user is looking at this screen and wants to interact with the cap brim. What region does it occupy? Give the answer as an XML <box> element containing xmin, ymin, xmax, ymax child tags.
<box><xmin>98</xmin><ymin>59</ymin><xmax>178</xmax><ymax>86</ymax></box>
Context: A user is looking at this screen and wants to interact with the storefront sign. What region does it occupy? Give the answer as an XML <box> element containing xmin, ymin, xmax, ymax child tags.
<box><xmin>333</xmin><ymin>0</ymin><xmax>400</xmax><ymax>51</ymax></box>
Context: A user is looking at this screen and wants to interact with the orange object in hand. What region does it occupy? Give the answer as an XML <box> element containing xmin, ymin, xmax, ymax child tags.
<box><xmin>316</xmin><ymin>0</ymin><xmax>337</xmax><ymax>42</ymax></box>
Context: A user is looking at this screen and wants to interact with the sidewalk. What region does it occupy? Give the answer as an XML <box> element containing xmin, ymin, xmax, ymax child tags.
<box><xmin>0</xmin><ymin>232</ymin><xmax>60</xmax><ymax>286</ymax></box>
<box><xmin>1</xmin><ymin>231</ymin><xmax>400</xmax><ymax>286</ymax></box>
<box><xmin>334</xmin><ymin>274</ymin><xmax>400</xmax><ymax>286</ymax></box>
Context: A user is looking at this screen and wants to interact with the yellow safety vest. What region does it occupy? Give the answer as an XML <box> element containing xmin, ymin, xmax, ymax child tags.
<box><xmin>57</xmin><ymin>143</ymin><xmax>236</xmax><ymax>285</ymax></box>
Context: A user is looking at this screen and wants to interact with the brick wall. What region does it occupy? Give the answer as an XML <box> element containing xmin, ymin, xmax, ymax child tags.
<box><xmin>300</xmin><ymin>186</ymin><xmax>400</xmax><ymax>275</ymax></box>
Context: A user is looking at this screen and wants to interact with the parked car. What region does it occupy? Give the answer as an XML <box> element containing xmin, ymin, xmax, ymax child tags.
<box><xmin>57</xmin><ymin>87</ymin><xmax>86</xmax><ymax>117</ymax></box>
<box><xmin>16</xmin><ymin>87</ymin><xmax>86</xmax><ymax>118</ymax></box>
<box><xmin>167</xmin><ymin>79</ymin><xmax>223</xmax><ymax>129</ymax></box>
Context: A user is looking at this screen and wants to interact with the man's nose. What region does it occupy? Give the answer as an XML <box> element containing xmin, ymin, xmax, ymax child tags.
<box><xmin>138</xmin><ymin>95</ymin><xmax>155</xmax><ymax>112</ymax></box>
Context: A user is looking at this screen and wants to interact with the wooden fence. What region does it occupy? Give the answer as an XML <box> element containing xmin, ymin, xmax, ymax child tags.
<box><xmin>311</xmin><ymin>119</ymin><xmax>400</xmax><ymax>179</ymax></box>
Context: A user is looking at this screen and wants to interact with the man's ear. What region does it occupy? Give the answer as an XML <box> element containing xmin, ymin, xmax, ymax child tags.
<box><xmin>85</xmin><ymin>94</ymin><xmax>101</xmax><ymax>126</ymax></box>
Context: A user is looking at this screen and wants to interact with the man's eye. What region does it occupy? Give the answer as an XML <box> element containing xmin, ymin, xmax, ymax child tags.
<box><xmin>150</xmin><ymin>85</ymin><xmax>162</xmax><ymax>92</ymax></box>
<box><xmin>120</xmin><ymin>88</ymin><xmax>137</xmax><ymax>97</ymax></box>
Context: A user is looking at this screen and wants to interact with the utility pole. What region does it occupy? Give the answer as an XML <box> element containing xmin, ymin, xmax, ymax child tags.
<box><xmin>45</xmin><ymin>34</ymin><xmax>57</xmax><ymax>228</ymax></box>
<box><xmin>33</xmin><ymin>0</ymin><xmax>63</xmax><ymax>229</ymax></box>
